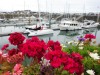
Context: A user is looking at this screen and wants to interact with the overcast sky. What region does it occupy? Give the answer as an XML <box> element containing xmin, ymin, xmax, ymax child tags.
<box><xmin>0</xmin><ymin>0</ymin><xmax>100</xmax><ymax>13</ymax></box>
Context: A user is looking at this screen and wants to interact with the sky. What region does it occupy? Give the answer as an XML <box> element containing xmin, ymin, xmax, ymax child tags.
<box><xmin>0</xmin><ymin>0</ymin><xmax>100</xmax><ymax>13</ymax></box>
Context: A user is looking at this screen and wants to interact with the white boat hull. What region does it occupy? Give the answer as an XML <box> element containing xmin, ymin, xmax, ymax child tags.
<box><xmin>82</xmin><ymin>23</ymin><xmax>99</xmax><ymax>28</ymax></box>
<box><xmin>27</xmin><ymin>29</ymin><xmax>54</xmax><ymax>36</ymax></box>
<box><xmin>59</xmin><ymin>25</ymin><xmax>82</xmax><ymax>30</ymax></box>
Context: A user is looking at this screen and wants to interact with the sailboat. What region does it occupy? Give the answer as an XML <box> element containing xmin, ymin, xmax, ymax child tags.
<box><xmin>25</xmin><ymin>0</ymin><xmax>54</xmax><ymax>36</ymax></box>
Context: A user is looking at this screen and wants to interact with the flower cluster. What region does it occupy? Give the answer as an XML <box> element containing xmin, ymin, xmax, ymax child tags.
<box><xmin>19</xmin><ymin>36</ymin><xmax>47</xmax><ymax>61</ymax></box>
<box><xmin>45</xmin><ymin>50</ymin><xmax>67</xmax><ymax>68</ymax></box>
<box><xmin>7</xmin><ymin>52</ymin><xmax>24</xmax><ymax>64</ymax></box>
<box><xmin>84</xmin><ymin>34</ymin><xmax>96</xmax><ymax>41</ymax></box>
<box><xmin>45</xmin><ymin>50</ymin><xmax>84</xmax><ymax>75</ymax></box>
<box><xmin>9</xmin><ymin>32</ymin><xmax>25</xmax><ymax>45</ymax></box>
<box><xmin>47</xmin><ymin>40</ymin><xmax>62</xmax><ymax>51</ymax></box>
<box><xmin>8</xmin><ymin>48</ymin><xmax>18</xmax><ymax>56</ymax></box>
<box><xmin>2</xmin><ymin>32</ymin><xmax>98</xmax><ymax>75</ymax></box>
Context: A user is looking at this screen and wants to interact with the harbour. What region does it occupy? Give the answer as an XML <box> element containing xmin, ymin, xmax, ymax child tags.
<box><xmin>0</xmin><ymin>25</ymin><xmax>100</xmax><ymax>48</ymax></box>
<box><xmin>0</xmin><ymin>0</ymin><xmax>100</xmax><ymax>75</ymax></box>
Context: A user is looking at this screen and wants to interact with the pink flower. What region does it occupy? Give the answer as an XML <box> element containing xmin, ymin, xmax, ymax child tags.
<box><xmin>7</xmin><ymin>52</ymin><xmax>24</xmax><ymax>64</ymax></box>
<box><xmin>9</xmin><ymin>32</ymin><xmax>25</xmax><ymax>45</ymax></box>
<box><xmin>2</xmin><ymin>71</ymin><xmax>11</xmax><ymax>75</ymax></box>
<box><xmin>13</xmin><ymin>64</ymin><xmax>23</xmax><ymax>75</ymax></box>
<box><xmin>1</xmin><ymin>44</ymin><xmax>9</xmax><ymax>50</ymax></box>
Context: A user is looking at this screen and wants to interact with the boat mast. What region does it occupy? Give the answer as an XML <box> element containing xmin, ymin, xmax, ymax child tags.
<box><xmin>97</xmin><ymin>7</ymin><xmax>100</xmax><ymax>23</ymax></box>
<box><xmin>82</xmin><ymin>0</ymin><xmax>85</xmax><ymax>22</ymax></box>
<box><xmin>37</xmin><ymin>0</ymin><xmax>41</xmax><ymax>24</ymax></box>
<box><xmin>68</xmin><ymin>0</ymin><xmax>70</xmax><ymax>19</ymax></box>
<box><xmin>49</xmin><ymin>0</ymin><xmax>52</xmax><ymax>28</ymax></box>
<box><xmin>24</xmin><ymin>0</ymin><xmax>26</xmax><ymax>25</ymax></box>
<box><xmin>65</xmin><ymin>0</ymin><xmax>68</xmax><ymax>18</ymax></box>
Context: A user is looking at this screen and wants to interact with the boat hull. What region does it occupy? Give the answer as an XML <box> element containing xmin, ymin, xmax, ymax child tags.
<box><xmin>59</xmin><ymin>25</ymin><xmax>82</xmax><ymax>31</ymax></box>
<box><xmin>28</xmin><ymin>29</ymin><xmax>54</xmax><ymax>36</ymax></box>
<box><xmin>82</xmin><ymin>23</ymin><xmax>99</xmax><ymax>28</ymax></box>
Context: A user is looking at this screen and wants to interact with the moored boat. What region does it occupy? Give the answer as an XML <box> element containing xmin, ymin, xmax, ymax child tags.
<box><xmin>25</xmin><ymin>28</ymin><xmax>54</xmax><ymax>36</ymax></box>
<box><xmin>59</xmin><ymin>19</ymin><xmax>82</xmax><ymax>31</ymax></box>
<box><xmin>82</xmin><ymin>20</ymin><xmax>100</xmax><ymax>28</ymax></box>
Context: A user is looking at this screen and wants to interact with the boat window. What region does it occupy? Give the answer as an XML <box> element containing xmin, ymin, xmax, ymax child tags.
<box><xmin>87</xmin><ymin>23</ymin><xmax>90</xmax><ymax>25</ymax></box>
<box><xmin>64</xmin><ymin>23</ymin><xmax>65</xmax><ymax>25</ymax></box>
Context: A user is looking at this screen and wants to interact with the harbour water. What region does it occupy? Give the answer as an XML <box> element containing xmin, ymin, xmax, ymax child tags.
<box><xmin>0</xmin><ymin>25</ymin><xmax>100</xmax><ymax>48</ymax></box>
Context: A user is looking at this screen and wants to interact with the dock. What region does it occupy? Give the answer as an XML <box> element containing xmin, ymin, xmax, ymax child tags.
<box><xmin>0</xmin><ymin>32</ymin><xmax>29</xmax><ymax>37</ymax></box>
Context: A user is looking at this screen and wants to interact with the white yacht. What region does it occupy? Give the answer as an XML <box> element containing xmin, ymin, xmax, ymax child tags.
<box><xmin>82</xmin><ymin>20</ymin><xmax>100</xmax><ymax>28</ymax></box>
<box><xmin>59</xmin><ymin>18</ymin><xmax>82</xmax><ymax>31</ymax></box>
<box><xmin>25</xmin><ymin>28</ymin><xmax>53</xmax><ymax>36</ymax></box>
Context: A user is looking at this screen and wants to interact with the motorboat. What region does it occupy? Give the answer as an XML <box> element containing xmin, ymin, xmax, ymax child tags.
<box><xmin>59</xmin><ymin>18</ymin><xmax>82</xmax><ymax>31</ymax></box>
<box><xmin>25</xmin><ymin>28</ymin><xmax>54</xmax><ymax>36</ymax></box>
<box><xmin>82</xmin><ymin>20</ymin><xmax>100</xmax><ymax>28</ymax></box>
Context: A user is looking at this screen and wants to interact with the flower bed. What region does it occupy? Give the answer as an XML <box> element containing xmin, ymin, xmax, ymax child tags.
<box><xmin>0</xmin><ymin>32</ymin><xmax>100</xmax><ymax>75</ymax></box>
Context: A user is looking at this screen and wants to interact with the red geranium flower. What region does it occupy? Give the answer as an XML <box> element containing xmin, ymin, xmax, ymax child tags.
<box><xmin>63</xmin><ymin>53</ymin><xmax>84</xmax><ymax>75</ymax></box>
<box><xmin>51</xmin><ymin>58</ymin><xmax>61</xmax><ymax>68</ymax></box>
<box><xmin>8</xmin><ymin>48</ymin><xmax>18</xmax><ymax>56</ymax></box>
<box><xmin>19</xmin><ymin>37</ymin><xmax>47</xmax><ymax>61</ymax></box>
<box><xmin>45</xmin><ymin>50</ymin><xmax>67</xmax><ymax>68</ymax></box>
<box><xmin>47</xmin><ymin>40</ymin><xmax>62</xmax><ymax>51</ymax></box>
<box><xmin>9</xmin><ymin>32</ymin><xmax>25</xmax><ymax>45</ymax></box>
<box><xmin>1</xmin><ymin>44</ymin><xmax>9</xmax><ymax>50</ymax></box>
<box><xmin>84</xmin><ymin>34</ymin><xmax>96</xmax><ymax>41</ymax></box>
<box><xmin>71</xmin><ymin>52</ymin><xmax>83</xmax><ymax>61</ymax></box>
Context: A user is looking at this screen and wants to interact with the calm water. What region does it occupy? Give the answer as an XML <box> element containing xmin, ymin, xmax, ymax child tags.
<box><xmin>0</xmin><ymin>25</ymin><xmax>100</xmax><ymax>48</ymax></box>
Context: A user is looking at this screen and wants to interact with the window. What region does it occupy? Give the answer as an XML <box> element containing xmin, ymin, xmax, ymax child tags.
<box><xmin>87</xmin><ymin>23</ymin><xmax>90</xmax><ymax>25</ymax></box>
